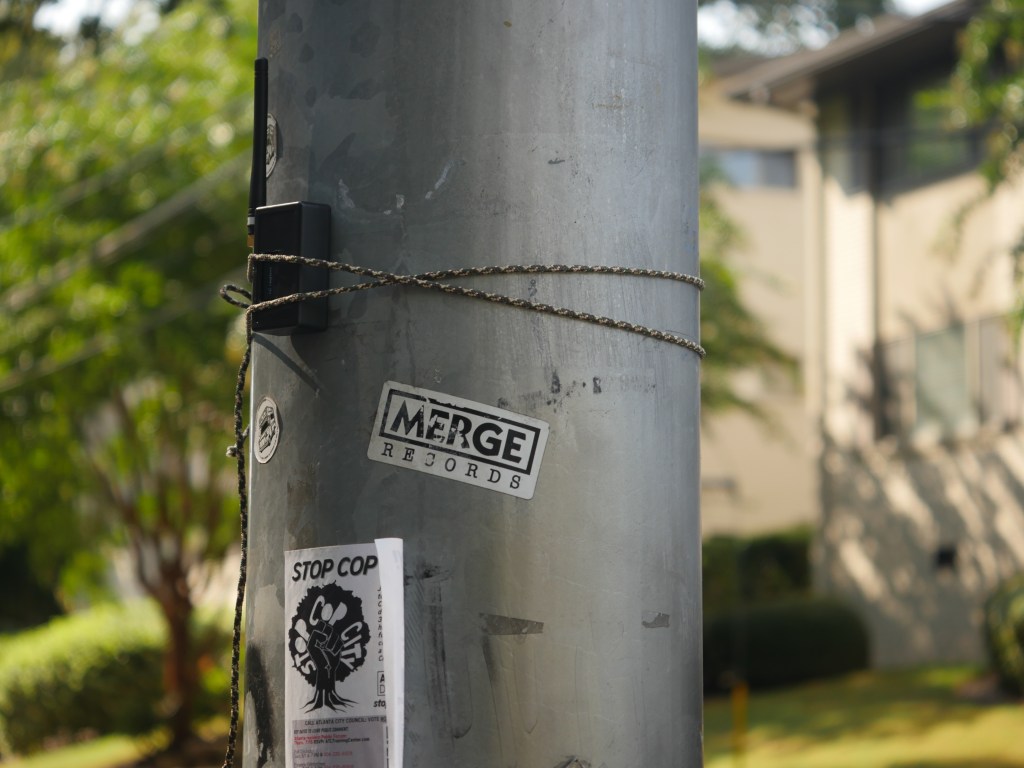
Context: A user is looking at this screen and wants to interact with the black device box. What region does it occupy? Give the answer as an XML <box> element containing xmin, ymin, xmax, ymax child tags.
<box><xmin>251</xmin><ymin>201</ymin><xmax>331</xmax><ymax>334</ymax></box>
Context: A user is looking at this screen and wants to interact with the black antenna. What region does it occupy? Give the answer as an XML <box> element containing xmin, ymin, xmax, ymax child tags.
<box><xmin>248</xmin><ymin>57</ymin><xmax>269</xmax><ymax>248</ymax></box>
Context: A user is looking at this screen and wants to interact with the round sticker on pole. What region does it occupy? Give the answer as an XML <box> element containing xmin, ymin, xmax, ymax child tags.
<box><xmin>254</xmin><ymin>396</ymin><xmax>281</xmax><ymax>464</ymax></box>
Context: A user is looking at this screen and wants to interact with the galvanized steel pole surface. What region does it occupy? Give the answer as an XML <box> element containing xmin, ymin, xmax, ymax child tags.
<box><xmin>244</xmin><ymin>1</ymin><xmax>702</xmax><ymax>766</ymax></box>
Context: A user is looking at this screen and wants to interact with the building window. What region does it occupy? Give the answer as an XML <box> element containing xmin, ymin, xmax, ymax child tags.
<box><xmin>915</xmin><ymin>325</ymin><xmax>972</xmax><ymax>436</ymax></box>
<box><xmin>877</xmin><ymin>73</ymin><xmax>983</xmax><ymax>188</ymax></box>
<box><xmin>700</xmin><ymin>147</ymin><xmax>798</xmax><ymax>189</ymax></box>
<box><xmin>879</xmin><ymin>316</ymin><xmax>1021</xmax><ymax>442</ymax></box>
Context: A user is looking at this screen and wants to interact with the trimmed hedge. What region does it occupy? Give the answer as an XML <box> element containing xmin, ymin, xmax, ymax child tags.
<box><xmin>0</xmin><ymin>601</ymin><xmax>232</xmax><ymax>756</ymax></box>
<box><xmin>704</xmin><ymin>596</ymin><xmax>870</xmax><ymax>692</ymax></box>
<box><xmin>983</xmin><ymin>572</ymin><xmax>1024</xmax><ymax>695</ymax></box>
<box><xmin>703</xmin><ymin>526</ymin><xmax>812</xmax><ymax>616</ymax></box>
<box><xmin>0</xmin><ymin>602</ymin><xmax>164</xmax><ymax>755</ymax></box>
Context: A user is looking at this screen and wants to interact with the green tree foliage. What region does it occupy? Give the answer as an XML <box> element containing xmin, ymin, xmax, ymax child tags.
<box><xmin>0</xmin><ymin>1</ymin><xmax>60</xmax><ymax>79</ymax></box>
<box><xmin>0</xmin><ymin>0</ymin><xmax>50</xmax><ymax>41</ymax></box>
<box><xmin>950</xmin><ymin>0</ymin><xmax>1024</xmax><ymax>187</ymax></box>
<box><xmin>983</xmin><ymin>571</ymin><xmax>1024</xmax><ymax>694</ymax></box>
<box><xmin>699</xmin><ymin>0</ymin><xmax>893</xmax><ymax>54</ymax></box>
<box><xmin>950</xmin><ymin>0</ymin><xmax>1024</xmax><ymax>323</ymax></box>
<box><xmin>0</xmin><ymin>0</ymin><xmax>254</xmax><ymax>747</ymax></box>
<box><xmin>699</xmin><ymin>164</ymin><xmax>796</xmax><ymax>418</ymax></box>
<box><xmin>0</xmin><ymin>544</ymin><xmax>63</xmax><ymax>632</ymax></box>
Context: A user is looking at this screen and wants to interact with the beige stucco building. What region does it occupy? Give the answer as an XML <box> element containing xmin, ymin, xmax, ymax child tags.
<box><xmin>698</xmin><ymin>78</ymin><xmax>818</xmax><ymax>537</ymax></box>
<box><xmin>703</xmin><ymin>0</ymin><xmax>1024</xmax><ymax>665</ymax></box>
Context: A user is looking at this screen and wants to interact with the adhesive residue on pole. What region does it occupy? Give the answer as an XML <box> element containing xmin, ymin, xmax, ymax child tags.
<box><xmin>285</xmin><ymin>540</ymin><xmax>405</xmax><ymax>768</ymax></box>
<box><xmin>254</xmin><ymin>396</ymin><xmax>280</xmax><ymax>464</ymax></box>
<box><xmin>367</xmin><ymin>381</ymin><xmax>550</xmax><ymax>500</ymax></box>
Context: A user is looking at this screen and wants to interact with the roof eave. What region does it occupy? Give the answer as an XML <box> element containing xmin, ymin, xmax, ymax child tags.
<box><xmin>716</xmin><ymin>0</ymin><xmax>982</xmax><ymax>108</ymax></box>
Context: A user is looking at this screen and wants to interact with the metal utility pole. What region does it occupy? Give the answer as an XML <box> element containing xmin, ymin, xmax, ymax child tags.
<box><xmin>243</xmin><ymin>1</ymin><xmax>702</xmax><ymax>766</ymax></box>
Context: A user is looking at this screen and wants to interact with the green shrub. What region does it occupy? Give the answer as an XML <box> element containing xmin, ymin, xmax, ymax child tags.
<box><xmin>703</xmin><ymin>525</ymin><xmax>812</xmax><ymax>616</ymax></box>
<box><xmin>0</xmin><ymin>602</ymin><xmax>164</xmax><ymax>755</ymax></box>
<box><xmin>0</xmin><ymin>601</ymin><xmax>232</xmax><ymax>756</ymax></box>
<box><xmin>983</xmin><ymin>572</ymin><xmax>1024</xmax><ymax>695</ymax></box>
<box><xmin>740</xmin><ymin>528</ymin><xmax>812</xmax><ymax>598</ymax></box>
<box><xmin>702</xmin><ymin>536</ymin><xmax>743</xmax><ymax>615</ymax></box>
<box><xmin>704</xmin><ymin>596</ymin><xmax>869</xmax><ymax>692</ymax></box>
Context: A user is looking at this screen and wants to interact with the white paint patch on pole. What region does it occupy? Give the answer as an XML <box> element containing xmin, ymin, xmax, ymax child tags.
<box><xmin>367</xmin><ymin>381</ymin><xmax>550</xmax><ymax>500</ymax></box>
<box><xmin>284</xmin><ymin>541</ymin><xmax>405</xmax><ymax>768</ymax></box>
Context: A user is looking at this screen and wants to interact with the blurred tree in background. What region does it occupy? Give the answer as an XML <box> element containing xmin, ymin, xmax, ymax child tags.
<box><xmin>698</xmin><ymin>0</ymin><xmax>893</xmax><ymax>54</ymax></box>
<box><xmin>950</xmin><ymin>0</ymin><xmax>1024</xmax><ymax>323</ymax></box>
<box><xmin>951</xmin><ymin>0</ymin><xmax>1024</xmax><ymax>188</ymax></box>
<box><xmin>699</xmin><ymin>163</ymin><xmax>796</xmax><ymax>419</ymax></box>
<box><xmin>0</xmin><ymin>0</ymin><xmax>254</xmax><ymax>748</ymax></box>
<box><xmin>0</xmin><ymin>1</ymin><xmax>59</xmax><ymax>84</ymax></box>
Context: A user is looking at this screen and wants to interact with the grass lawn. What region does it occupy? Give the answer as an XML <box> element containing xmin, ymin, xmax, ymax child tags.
<box><xmin>3</xmin><ymin>734</ymin><xmax>150</xmax><ymax>768</ymax></box>
<box><xmin>3</xmin><ymin>720</ymin><xmax>226</xmax><ymax>768</ymax></box>
<box><xmin>3</xmin><ymin>669</ymin><xmax>1020</xmax><ymax>767</ymax></box>
<box><xmin>705</xmin><ymin>667</ymin><xmax>1024</xmax><ymax>768</ymax></box>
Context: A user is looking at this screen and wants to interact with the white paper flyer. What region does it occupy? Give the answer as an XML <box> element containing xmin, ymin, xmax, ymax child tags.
<box><xmin>285</xmin><ymin>540</ymin><xmax>404</xmax><ymax>768</ymax></box>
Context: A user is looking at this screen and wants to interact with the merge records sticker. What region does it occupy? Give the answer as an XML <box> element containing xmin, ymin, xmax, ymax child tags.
<box><xmin>285</xmin><ymin>541</ymin><xmax>404</xmax><ymax>768</ymax></box>
<box><xmin>367</xmin><ymin>381</ymin><xmax>550</xmax><ymax>500</ymax></box>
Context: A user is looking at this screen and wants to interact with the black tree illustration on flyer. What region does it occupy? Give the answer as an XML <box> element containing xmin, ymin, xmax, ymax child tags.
<box><xmin>288</xmin><ymin>582</ymin><xmax>370</xmax><ymax>712</ymax></box>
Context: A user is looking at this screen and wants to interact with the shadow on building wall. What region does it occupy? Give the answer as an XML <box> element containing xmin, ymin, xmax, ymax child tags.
<box><xmin>817</xmin><ymin>316</ymin><xmax>1024</xmax><ymax>666</ymax></box>
<box><xmin>817</xmin><ymin>426</ymin><xmax>1024</xmax><ymax>666</ymax></box>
